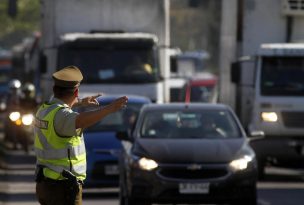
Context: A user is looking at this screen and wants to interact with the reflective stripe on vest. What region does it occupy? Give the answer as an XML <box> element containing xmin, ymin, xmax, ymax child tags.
<box><xmin>34</xmin><ymin>102</ymin><xmax>86</xmax><ymax>179</ymax></box>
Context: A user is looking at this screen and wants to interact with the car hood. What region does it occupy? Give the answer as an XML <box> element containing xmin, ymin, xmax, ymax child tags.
<box><xmin>132</xmin><ymin>138</ymin><xmax>248</xmax><ymax>163</ymax></box>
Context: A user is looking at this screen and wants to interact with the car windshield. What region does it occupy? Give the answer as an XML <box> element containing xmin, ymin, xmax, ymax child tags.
<box><xmin>261</xmin><ymin>57</ymin><xmax>304</xmax><ymax>96</ymax></box>
<box><xmin>77</xmin><ymin>102</ymin><xmax>145</xmax><ymax>132</ymax></box>
<box><xmin>140</xmin><ymin>109</ymin><xmax>241</xmax><ymax>139</ymax></box>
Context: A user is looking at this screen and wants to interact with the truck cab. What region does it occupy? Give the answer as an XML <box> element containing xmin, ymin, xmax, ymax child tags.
<box><xmin>232</xmin><ymin>43</ymin><xmax>304</xmax><ymax>177</ymax></box>
<box><xmin>53</xmin><ymin>32</ymin><xmax>163</xmax><ymax>103</ymax></box>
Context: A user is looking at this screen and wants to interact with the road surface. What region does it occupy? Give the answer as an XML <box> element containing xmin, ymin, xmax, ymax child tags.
<box><xmin>0</xmin><ymin>136</ymin><xmax>304</xmax><ymax>205</ymax></box>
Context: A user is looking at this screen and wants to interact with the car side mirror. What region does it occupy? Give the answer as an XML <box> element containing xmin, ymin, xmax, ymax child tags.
<box><xmin>116</xmin><ymin>131</ymin><xmax>134</xmax><ymax>142</ymax></box>
<box><xmin>248</xmin><ymin>130</ymin><xmax>265</xmax><ymax>142</ymax></box>
<box><xmin>230</xmin><ymin>61</ymin><xmax>241</xmax><ymax>84</ymax></box>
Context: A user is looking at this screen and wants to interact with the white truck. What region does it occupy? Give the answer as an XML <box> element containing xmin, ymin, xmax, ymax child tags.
<box><xmin>227</xmin><ymin>0</ymin><xmax>304</xmax><ymax>177</ymax></box>
<box><xmin>39</xmin><ymin>0</ymin><xmax>170</xmax><ymax>103</ymax></box>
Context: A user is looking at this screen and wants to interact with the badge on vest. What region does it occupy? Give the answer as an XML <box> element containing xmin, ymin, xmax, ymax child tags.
<box><xmin>34</xmin><ymin>118</ymin><xmax>49</xmax><ymax>129</ymax></box>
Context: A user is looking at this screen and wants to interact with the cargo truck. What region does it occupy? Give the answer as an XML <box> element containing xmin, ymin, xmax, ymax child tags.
<box><xmin>224</xmin><ymin>0</ymin><xmax>304</xmax><ymax>177</ymax></box>
<box><xmin>39</xmin><ymin>0</ymin><xmax>170</xmax><ymax>103</ymax></box>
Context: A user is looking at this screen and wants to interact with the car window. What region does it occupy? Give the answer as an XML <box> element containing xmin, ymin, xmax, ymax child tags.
<box><xmin>140</xmin><ymin>109</ymin><xmax>241</xmax><ymax>139</ymax></box>
<box><xmin>190</xmin><ymin>85</ymin><xmax>215</xmax><ymax>102</ymax></box>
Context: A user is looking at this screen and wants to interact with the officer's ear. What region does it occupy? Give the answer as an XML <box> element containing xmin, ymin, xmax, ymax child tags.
<box><xmin>74</xmin><ymin>88</ymin><xmax>79</xmax><ymax>97</ymax></box>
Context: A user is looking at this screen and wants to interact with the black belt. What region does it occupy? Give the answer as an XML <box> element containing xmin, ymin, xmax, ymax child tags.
<box><xmin>42</xmin><ymin>177</ymin><xmax>83</xmax><ymax>185</ymax></box>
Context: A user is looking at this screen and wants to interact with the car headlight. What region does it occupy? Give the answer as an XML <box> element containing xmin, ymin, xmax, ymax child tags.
<box><xmin>22</xmin><ymin>114</ymin><xmax>34</xmax><ymax>126</ymax></box>
<box><xmin>229</xmin><ymin>155</ymin><xmax>253</xmax><ymax>171</ymax></box>
<box><xmin>261</xmin><ymin>112</ymin><xmax>278</xmax><ymax>122</ymax></box>
<box><xmin>9</xmin><ymin>112</ymin><xmax>21</xmax><ymax>122</ymax></box>
<box><xmin>138</xmin><ymin>157</ymin><xmax>158</xmax><ymax>171</ymax></box>
<box><xmin>0</xmin><ymin>102</ymin><xmax>6</xmax><ymax>111</ymax></box>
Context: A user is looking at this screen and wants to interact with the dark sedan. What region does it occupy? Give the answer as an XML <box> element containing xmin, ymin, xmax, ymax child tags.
<box><xmin>117</xmin><ymin>103</ymin><xmax>263</xmax><ymax>205</ymax></box>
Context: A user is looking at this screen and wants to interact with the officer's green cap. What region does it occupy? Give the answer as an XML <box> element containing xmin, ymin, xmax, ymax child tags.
<box><xmin>52</xmin><ymin>65</ymin><xmax>83</xmax><ymax>88</ymax></box>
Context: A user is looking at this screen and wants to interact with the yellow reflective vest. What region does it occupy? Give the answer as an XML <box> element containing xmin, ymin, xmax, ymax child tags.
<box><xmin>34</xmin><ymin>102</ymin><xmax>86</xmax><ymax>181</ymax></box>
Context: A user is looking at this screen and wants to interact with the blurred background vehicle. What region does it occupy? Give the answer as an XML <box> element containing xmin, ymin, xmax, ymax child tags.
<box><xmin>7</xmin><ymin>106</ymin><xmax>35</xmax><ymax>153</ymax></box>
<box><xmin>76</xmin><ymin>95</ymin><xmax>151</xmax><ymax>189</ymax></box>
<box><xmin>169</xmin><ymin>49</ymin><xmax>218</xmax><ymax>103</ymax></box>
<box><xmin>170</xmin><ymin>50</ymin><xmax>210</xmax><ymax>78</ymax></box>
<box><xmin>0</xmin><ymin>49</ymin><xmax>12</xmax><ymax>130</ymax></box>
<box><xmin>117</xmin><ymin>103</ymin><xmax>263</xmax><ymax>205</ymax></box>
<box><xmin>179</xmin><ymin>72</ymin><xmax>218</xmax><ymax>103</ymax></box>
<box><xmin>3</xmin><ymin>78</ymin><xmax>22</xmax><ymax>149</ymax></box>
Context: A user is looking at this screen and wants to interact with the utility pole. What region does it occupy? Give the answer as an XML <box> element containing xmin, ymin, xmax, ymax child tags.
<box><xmin>218</xmin><ymin>0</ymin><xmax>238</xmax><ymax>109</ymax></box>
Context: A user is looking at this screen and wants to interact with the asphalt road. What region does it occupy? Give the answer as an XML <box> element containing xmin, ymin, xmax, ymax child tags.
<box><xmin>0</xmin><ymin>136</ymin><xmax>304</xmax><ymax>205</ymax></box>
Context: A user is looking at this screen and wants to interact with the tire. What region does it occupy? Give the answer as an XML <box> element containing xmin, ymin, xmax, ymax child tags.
<box><xmin>119</xmin><ymin>178</ymin><xmax>151</xmax><ymax>205</ymax></box>
<box><xmin>230</xmin><ymin>198</ymin><xmax>257</xmax><ymax>205</ymax></box>
<box><xmin>257</xmin><ymin>158</ymin><xmax>266</xmax><ymax>180</ymax></box>
<box><xmin>120</xmin><ymin>194</ymin><xmax>150</xmax><ymax>205</ymax></box>
<box><xmin>119</xmin><ymin>176</ymin><xmax>129</xmax><ymax>205</ymax></box>
<box><xmin>230</xmin><ymin>186</ymin><xmax>257</xmax><ymax>205</ymax></box>
<box><xmin>119</xmin><ymin>195</ymin><xmax>133</xmax><ymax>205</ymax></box>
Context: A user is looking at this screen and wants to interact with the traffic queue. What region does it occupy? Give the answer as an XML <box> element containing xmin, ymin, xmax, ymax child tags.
<box><xmin>0</xmin><ymin>51</ymin><xmax>260</xmax><ymax>205</ymax></box>
<box><xmin>0</xmin><ymin>78</ymin><xmax>261</xmax><ymax>205</ymax></box>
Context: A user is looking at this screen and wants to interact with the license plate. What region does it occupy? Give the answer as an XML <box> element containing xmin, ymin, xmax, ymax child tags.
<box><xmin>179</xmin><ymin>183</ymin><xmax>209</xmax><ymax>194</ymax></box>
<box><xmin>104</xmin><ymin>165</ymin><xmax>119</xmax><ymax>175</ymax></box>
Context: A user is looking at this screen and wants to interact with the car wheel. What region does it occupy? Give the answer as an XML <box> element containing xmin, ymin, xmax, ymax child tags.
<box><xmin>230</xmin><ymin>198</ymin><xmax>257</xmax><ymax>205</ymax></box>
<box><xmin>230</xmin><ymin>186</ymin><xmax>257</xmax><ymax>205</ymax></box>
<box><xmin>138</xmin><ymin>202</ymin><xmax>151</xmax><ymax>205</ymax></box>
<box><xmin>119</xmin><ymin>172</ymin><xmax>128</xmax><ymax>205</ymax></box>
<box><xmin>119</xmin><ymin>195</ymin><xmax>133</xmax><ymax>205</ymax></box>
<box><xmin>120</xmin><ymin>195</ymin><xmax>150</xmax><ymax>205</ymax></box>
<box><xmin>119</xmin><ymin>184</ymin><xmax>134</xmax><ymax>205</ymax></box>
<box><xmin>119</xmin><ymin>181</ymin><xmax>151</xmax><ymax>205</ymax></box>
<box><xmin>257</xmin><ymin>158</ymin><xmax>266</xmax><ymax>180</ymax></box>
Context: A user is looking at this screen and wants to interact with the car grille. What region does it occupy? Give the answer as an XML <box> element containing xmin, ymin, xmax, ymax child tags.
<box><xmin>281</xmin><ymin>111</ymin><xmax>304</xmax><ymax>128</ymax></box>
<box><xmin>157</xmin><ymin>165</ymin><xmax>228</xmax><ymax>180</ymax></box>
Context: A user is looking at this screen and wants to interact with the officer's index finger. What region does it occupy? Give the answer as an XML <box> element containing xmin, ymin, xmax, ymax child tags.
<box><xmin>93</xmin><ymin>94</ymin><xmax>102</xmax><ymax>99</ymax></box>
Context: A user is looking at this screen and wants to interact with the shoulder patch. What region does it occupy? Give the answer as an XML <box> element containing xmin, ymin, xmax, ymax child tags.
<box><xmin>34</xmin><ymin>118</ymin><xmax>49</xmax><ymax>129</ymax></box>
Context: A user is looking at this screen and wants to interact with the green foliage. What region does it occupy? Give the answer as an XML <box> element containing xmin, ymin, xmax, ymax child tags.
<box><xmin>0</xmin><ymin>0</ymin><xmax>40</xmax><ymax>49</ymax></box>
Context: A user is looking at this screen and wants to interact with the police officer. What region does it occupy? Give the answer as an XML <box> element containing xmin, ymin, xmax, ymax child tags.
<box><xmin>34</xmin><ymin>65</ymin><xmax>128</xmax><ymax>205</ymax></box>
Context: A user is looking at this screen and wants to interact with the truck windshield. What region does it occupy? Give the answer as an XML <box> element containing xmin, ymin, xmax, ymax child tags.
<box><xmin>261</xmin><ymin>57</ymin><xmax>304</xmax><ymax>96</ymax></box>
<box><xmin>58</xmin><ymin>47</ymin><xmax>160</xmax><ymax>84</ymax></box>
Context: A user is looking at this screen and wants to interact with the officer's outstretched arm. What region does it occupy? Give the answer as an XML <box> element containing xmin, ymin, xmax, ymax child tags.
<box><xmin>75</xmin><ymin>96</ymin><xmax>128</xmax><ymax>129</ymax></box>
